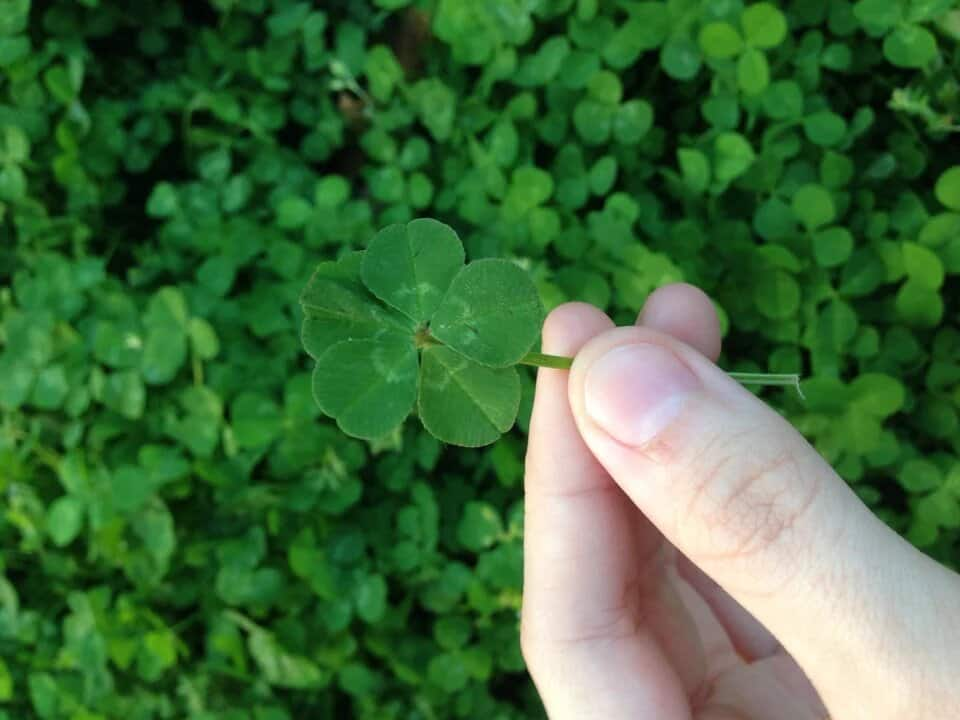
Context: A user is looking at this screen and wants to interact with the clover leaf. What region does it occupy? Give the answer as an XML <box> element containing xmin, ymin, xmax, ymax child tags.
<box><xmin>311</xmin><ymin>337</ymin><xmax>419</xmax><ymax>440</ymax></box>
<box><xmin>418</xmin><ymin>346</ymin><xmax>521</xmax><ymax>447</ymax></box>
<box><xmin>935</xmin><ymin>167</ymin><xmax>960</xmax><ymax>211</ymax></box>
<box><xmin>300</xmin><ymin>252</ymin><xmax>414</xmax><ymax>356</ymax></box>
<box><xmin>361</xmin><ymin>218</ymin><xmax>464</xmax><ymax>323</ymax></box>
<box><xmin>301</xmin><ymin>220</ymin><xmax>542</xmax><ymax>446</ymax></box>
<box><xmin>430</xmin><ymin>259</ymin><xmax>542</xmax><ymax>368</ymax></box>
<box><xmin>740</xmin><ymin>3</ymin><xmax>788</xmax><ymax>49</ymax></box>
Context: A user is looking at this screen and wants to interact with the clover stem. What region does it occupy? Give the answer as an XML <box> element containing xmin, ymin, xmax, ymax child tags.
<box><xmin>729</xmin><ymin>372</ymin><xmax>806</xmax><ymax>399</ymax></box>
<box><xmin>518</xmin><ymin>352</ymin><xmax>573</xmax><ymax>370</ymax></box>
<box><xmin>420</xmin><ymin>335</ymin><xmax>803</xmax><ymax>398</ymax></box>
<box><xmin>519</xmin><ymin>352</ymin><xmax>805</xmax><ymax>398</ymax></box>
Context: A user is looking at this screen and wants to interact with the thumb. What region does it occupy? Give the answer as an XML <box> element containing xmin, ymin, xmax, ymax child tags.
<box><xmin>568</xmin><ymin>326</ymin><xmax>960</xmax><ymax>719</ymax></box>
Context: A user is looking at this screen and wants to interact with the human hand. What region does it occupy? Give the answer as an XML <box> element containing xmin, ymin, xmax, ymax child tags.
<box><xmin>521</xmin><ymin>284</ymin><xmax>960</xmax><ymax>720</ymax></box>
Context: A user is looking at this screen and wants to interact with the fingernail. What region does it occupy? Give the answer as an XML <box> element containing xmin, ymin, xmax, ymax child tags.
<box><xmin>584</xmin><ymin>344</ymin><xmax>701</xmax><ymax>446</ymax></box>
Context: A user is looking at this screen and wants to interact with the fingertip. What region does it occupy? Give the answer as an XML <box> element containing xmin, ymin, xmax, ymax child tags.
<box><xmin>638</xmin><ymin>283</ymin><xmax>722</xmax><ymax>362</ymax></box>
<box><xmin>543</xmin><ymin>302</ymin><xmax>615</xmax><ymax>357</ymax></box>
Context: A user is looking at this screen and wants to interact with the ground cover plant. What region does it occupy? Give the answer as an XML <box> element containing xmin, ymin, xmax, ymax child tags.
<box><xmin>1</xmin><ymin>0</ymin><xmax>960</xmax><ymax>717</ymax></box>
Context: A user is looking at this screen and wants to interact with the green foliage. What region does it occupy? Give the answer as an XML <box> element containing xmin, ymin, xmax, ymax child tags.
<box><xmin>2</xmin><ymin>0</ymin><xmax>960</xmax><ymax>718</ymax></box>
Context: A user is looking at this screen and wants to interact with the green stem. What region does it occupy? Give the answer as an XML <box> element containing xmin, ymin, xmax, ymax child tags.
<box><xmin>519</xmin><ymin>352</ymin><xmax>805</xmax><ymax>398</ymax></box>
<box><xmin>518</xmin><ymin>352</ymin><xmax>573</xmax><ymax>370</ymax></box>
<box><xmin>420</xmin><ymin>332</ymin><xmax>804</xmax><ymax>397</ymax></box>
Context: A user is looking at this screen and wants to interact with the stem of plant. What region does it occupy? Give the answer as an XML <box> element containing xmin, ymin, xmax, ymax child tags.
<box><xmin>418</xmin><ymin>333</ymin><xmax>803</xmax><ymax>398</ymax></box>
<box><xmin>519</xmin><ymin>352</ymin><xmax>805</xmax><ymax>399</ymax></box>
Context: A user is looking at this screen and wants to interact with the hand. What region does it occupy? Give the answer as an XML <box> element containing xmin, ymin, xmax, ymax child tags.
<box><xmin>521</xmin><ymin>284</ymin><xmax>960</xmax><ymax>720</ymax></box>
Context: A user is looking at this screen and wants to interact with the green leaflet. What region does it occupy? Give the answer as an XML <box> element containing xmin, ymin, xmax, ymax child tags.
<box><xmin>935</xmin><ymin>167</ymin><xmax>960</xmax><ymax>211</ymax></box>
<box><xmin>46</xmin><ymin>496</ymin><xmax>85</xmax><ymax>547</ymax></box>
<box><xmin>740</xmin><ymin>3</ymin><xmax>787</xmax><ymax>49</ymax></box>
<box><xmin>713</xmin><ymin>132</ymin><xmax>755</xmax><ymax>185</ymax></box>
<box><xmin>430</xmin><ymin>259</ymin><xmax>543</xmax><ymax>368</ymax></box>
<box><xmin>418</xmin><ymin>346</ymin><xmax>521</xmax><ymax>447</ymax></box>
<box><xmin>699</xmin><ymin>22</ymin><xmax>743</xmax><ymax>59</ymax></box>
<box><xmin>457</xmin><ymin>501</ymin><xmax>504</xmax><ymax>551</ymax></box>
<box><xmin>792</xmin><ymin>184</ymin><xmax>836</xmax><ymax>231</ymax></box>
<box><xmin>247</xmin><ymin>627</ymin><xmax>328</xmax><ymax>689</ymax></box>
<box><xmin>312</xmin><ymin>336</ymin><xmax>419</xmax><ymax>440</ymax></box>
<box><xmin>361</xmin><ymin>219</ymin><xmax>464</xmax><ymax>323</ymax></box>
<box><xmin>737</xmin><ymin>48</ymin><xmax>769</xmax><ymax>95</ymax></box>
<box><xmin>883</xmin><ymin>24</ymin><xmax>937</xmax><ymax>68</ymax></box>
<box><xmin>301</xmin><ymin>253</ymin><xmax>414</xmax><ymax>358</ymax></box>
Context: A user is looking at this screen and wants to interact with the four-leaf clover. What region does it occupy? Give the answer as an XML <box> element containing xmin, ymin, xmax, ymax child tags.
<box><xmin>301</xmin><ymin>219</ymin><xmax>543</xmax><ymax>446</ymax></box>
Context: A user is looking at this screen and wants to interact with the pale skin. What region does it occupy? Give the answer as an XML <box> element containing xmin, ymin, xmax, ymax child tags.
<box><xmin>521</xmin><ymin>283</ymin><xmax>960</xmax><ymax>720</ymax></box>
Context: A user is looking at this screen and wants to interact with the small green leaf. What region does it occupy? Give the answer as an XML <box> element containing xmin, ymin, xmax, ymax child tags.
<box><xmin>418</xmin><ymin>346</ymin><xmax>521</xmax><ymax>447</ymax></box>
<box><xmin>248</xmin><ymin>628</ymin><xmax>327</xmax><ymax>689</ymax></box>
<box><xmin>713</xmin><ymin>132</ymin><xmax>755</xmax><ymax>185</ymax></box>
<box><xmin>457</xmin><ymin>501</ymin><xmax>503</xmax><ymax>551</ymax></box>
<box><xmin>850</xmin><ymin>373</ymin><xmax>905</xmax><ymax>417</ymax></box>
<box><xmin>803</xmin><ymin>111</ymin><xmax>847</xmax><ymax>147</ymax></box>
<box><xmin>188</xmin><ymin>317</ymin><xmax>220</xmax><ymax>360</ymax></box>
<box><xmin>737</xmin><ymin>48</ymin><xmax>769</xmax><ymax>95</ymax></box>
<box><xmin>355</xmin><ymin>574</ymin><xmax>388</xmax><ymax>623</ymax></box>
<box><xmin>29</xmin><ymin>673</ymin><xmax>58</xmax><ymax>719</ymax></box>
<box><xmin>46</xmin><ymin>496</ymin><xmax>84</xmax><ymax>547</ymax></box>
<box><xmin>589</xmin><ymin>155</ymin><xmax>618</xmax><ymax>195</ymax></box>
<box><xmin>902</xmin><ymin>242</ymin><xmax>944</xmax><ymax>290</ymax></box>
<box><xmin>141</xmin><ymin>327</ymin><xmax>187</xmax><ymax>385</ymax></box>
<box><xmin>792</xmin><ymin>184</ymin><xmax>836</xmax><ymax>231</ymax></box>
<box><xmin>430</xmin><ymin>260</ymin><xmax>543</xmax><ymax>368</ymax></box>
<box><xmin>813</xmin><ymin>227</ymin><xmax>854</xmax><ymax>267</ymax></box>
<box><xmin>428</xmin><ymin>651</ymin><xmax>469</xmax><ymax>693</ymax></box>
<box><xmin>660</xmin><ymin>36</ymin><xmax>702</xmax><ymax>79</ymax></box>
<box><xmin>231</xmin><ymin>393</ymin><xmax>283</xmax><ymax>449</ymax></box>
<box><xmin>0</xmin><ymin>658</ymin><xmax>12</xmax><ymax>701</ymax></box>
<box><xmin>275</xmin><ymin>196</ymin><xmax>313</xmax><ymax>229</ymax></box>
<box><xmin>920</xmin><ymin>213</ymin><xmax>960</xmax><ymax>248</ymax></box>
<box><xmin>820</xmin><ymin>151</ymin><xmax>855</xmax><ymax>189</ymax></box>
<box><xmin>741</xmin><ymin>3</ymin><xmax>788</xmax><ymax>48</ymax></box>
<box><xmin>898</xmin><ymin>458</ymin><xmax>942</xmax><ymax>493</ymax></box>
<box><xmin>602</xmin><ymin>5</ymin><xmax>669</xmax><ymax>68</ymax></box>
<box><xmin>753</xmin><ymin>270</ymin><xmax>801</xmax><ymax>319</ymax></box>
<box><xmin>762</xmin><ymin>80</ymin><xmax>803</xmax><ymax>119</ymax></box>
<box><xmin>613</xmin><ymin>99</ymin><xmax>654</xmax><ymax>144</ymax></box>
<box><xmin>895</xmin><ymin>279</ymin><xmax>944</xmax><ymax>327</ymax></box>
<box><xmin>883</xmin><ymin>24</ymin><xmax>937</xmax><ymax>68</ymax></box>
<box><xmin>853</xmin><ymin>0</ymin><xmax>902</xmax><ymax>32</ymax></box>
<box><xmin>934</xmin><ymin>167</ymin><xmax>960</xmax><ymax>210</ymax></box>
<box><xmin>503</xmin><ymin>166</ymin><xmax>555</xmax><ymax>218</ymax></box>
<box><xmin>361</xmin><ymin>219</ymin><xmax>465</xmax><ymax>323</ymax></box>
<box><xmin>699</xmin><ymin>22</ymin><xmax>744</xmax><ymax>59</ymax></box>
<box><xmin>312</xmin><ymin>337</ymin><xmax>418</xmax><ymax>440</ymax></box>
<box><xmin>817</xmin><ymin>299</ymin><xmax>859</xmax><ymax>351</ymax></box>
<box><xmin>678</xmin><ymin>148</ymin><xmax>711</xmax><ymax>193</ymax></box>
<box><xmin>411</xmin><ymin>78</ymin><xmax>456</xmax><ymax>141</ymax></box>
<box><xmin>146</xmin><ymin>182</ymin><xmax>178</xmax><ymax>218</ymax></box>
<box><xmin>573</xmin><ymin>98</ymin><xmax>614</xmax><ymax>144</ymax></box>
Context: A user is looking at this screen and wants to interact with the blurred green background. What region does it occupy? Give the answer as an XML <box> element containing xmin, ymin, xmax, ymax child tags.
<box><xmin>2</xmin><ymin>0</ymin><xmax>960</xmax><ymax>717</ymax></box>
